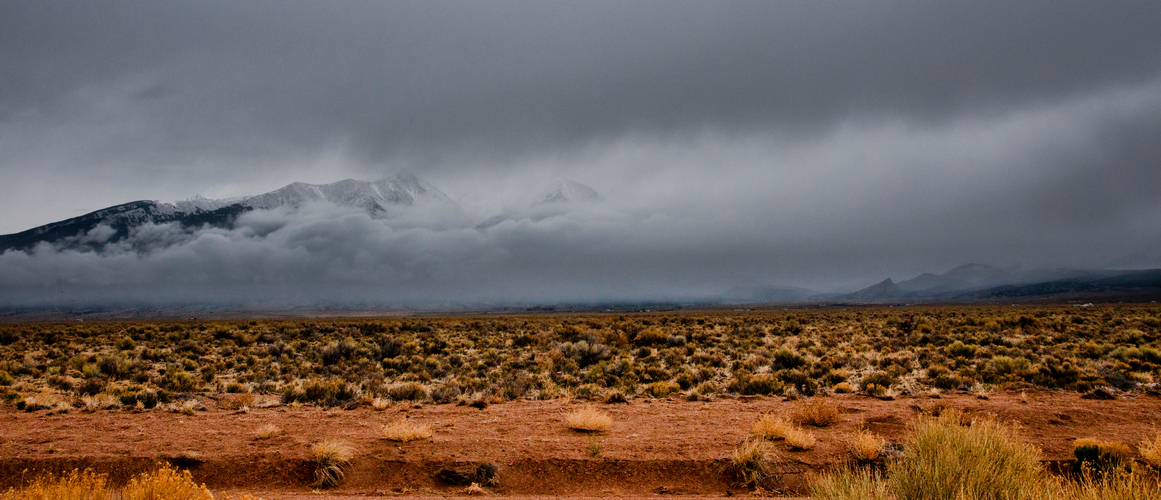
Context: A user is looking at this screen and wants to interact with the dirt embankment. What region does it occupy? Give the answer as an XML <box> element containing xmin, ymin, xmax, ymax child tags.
<box><xmin>2</xmin><ymin>392</ymin><xmax>1159</xmax><ymax>497</ymax></box>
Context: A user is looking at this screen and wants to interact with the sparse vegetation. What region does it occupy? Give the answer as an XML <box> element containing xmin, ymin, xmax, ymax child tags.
<box><xmin>0</xmin><ymin>306</ymin><xmax>1158</xmax><ymax>411</ymax></box>
<box><xmin>311</xmin><ymin>440</ymin><xmax>356</xmax><ymax>488</ymax></box>
<box><xmin>566</xmin><ymin>406</ymin><xmax>613</xmax><ymax>432</ymax></box>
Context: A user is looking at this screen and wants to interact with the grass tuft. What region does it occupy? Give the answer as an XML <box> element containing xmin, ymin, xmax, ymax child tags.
<box><xmin>566</xmin><ymin>406</ymin><xmax>613</xmax><ymax>432</ymax></box>
<box><xmin>797</xmin><ymin>398</ymin><xmax>842</xmax><ymax>427</ymax></box>
<box><xmin>751</xmin><ymin>413</ymin><xmax>816</xmax><ymax>450</ymax></box>
<box><xmin>381</xmin><ymin>419</ymin><xmax>433</xmax><ymax>442</ymax></box>
<box><xmin>311</xmin><ymin>440</ymin><xmax>356</xmax><ymax>488</ymax></box>
<box><xmin>254</xmin><ymin>423</ymin><xmax>283</xmax><ymax>440</ymax></box>
<box><xmin>730</xmin><ymin>439</ymin><xmax>778</xmax><ymax>486</ymax></box>
<box><xmin>848</xmin><ymin>429</ymin><xmax>887</xmax><ymax>463</ymax></box>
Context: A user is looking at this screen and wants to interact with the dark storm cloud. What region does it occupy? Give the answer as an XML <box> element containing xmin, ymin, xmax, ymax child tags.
<box><xmin>2</xmin><ymin>1</ymin><xmax>1161</xmax><ymax>305</ymax></box>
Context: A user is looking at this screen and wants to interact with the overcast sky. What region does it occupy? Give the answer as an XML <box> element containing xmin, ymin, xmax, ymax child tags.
<box><xmin>2</xmin><ymin>1</ymin><xmax>1161</xmax><ymax>305</ymax></box>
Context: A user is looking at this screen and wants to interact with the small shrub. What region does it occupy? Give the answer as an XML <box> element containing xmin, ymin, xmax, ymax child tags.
<box><xmin>797</xmin><ymin>398</ymin><xmax>841</xmax><ymax>427</ymax></box>
<box><xmin>387</xmin><ymin>382</ymin><xmax>428</xmax><ymax>402</ymax></box>
<box><xmin>370</xmin><ymin>397</ymin><xmax>391</xmax><ymax>410</ymax></box>
<box><xmin>1074</xmin><ymin>438</ymin><xmax>1132</xmax><ymax>476</ymax></box>
<box><xmin>381</xmin><ymin>419</ymin><xmax>433</xmax><ymax>442</ymax></box>
<box><xmin>833</xmin><ymin>382</ymin><xmax>854</xmax><ymax>394</ymax></box>
<box><xmin>255</xmin><ymin>423</ymin><xmax>283</xmax><ymax>440</ymax></box>
<box><xmin>731</xmin><ymin>439</ymin><xmax>778</xmax><ymax>486</ymax></box>
<box><xmin>311</xmin><ymin>440</ymin><xmax>356</xmax><ymax>488</ymax></box>
<box><xmin>645</xmin><ymin>381</ymin><xmax>679</xmax><ymax>398</ymax></box>
<box><xmin>566</xmin><ymin>406</ymin><xmax>613</xmax><ymax>432</ymax></box>
<box><xmin>849</xmin><ymin>429</ymin><xmax>887</xmax><ymax>463</ymax></box>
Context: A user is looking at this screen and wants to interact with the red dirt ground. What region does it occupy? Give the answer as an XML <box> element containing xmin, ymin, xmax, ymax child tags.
<box><xmin>2</xmin><ymin>391</ymin><xmax>1159</xmax><ymax>498</ymax></box>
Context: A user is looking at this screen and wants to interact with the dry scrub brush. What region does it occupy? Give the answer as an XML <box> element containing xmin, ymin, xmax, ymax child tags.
<box><xmin>382</xmin><ymin>419</ymin><xmax>433</xmax><ymax>442</ymax></box>
<box><xmin>311</xmin><ymin>440</ymin><xmax>356</xmax><ymax>488</ymax></box>
<box><xmin>566</xmin><ymin>406</ymin><xmax>613</xmax><ymax>432</ymax></box>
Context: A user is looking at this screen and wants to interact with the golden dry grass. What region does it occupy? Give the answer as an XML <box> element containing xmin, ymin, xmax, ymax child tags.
<box><xmin>1139</xmin><ymin>432</ymin><xmax>1161</xmax><ymax>470</ymax></box>
<box><xmin>381</xmin><ymin>419</ymin><xmax>433</xmax><ymax>442</ymax></box>
<box><xmin>889</xmin><ymin>409</ymin><xmax>1044</xmax><ymax>500</ymax></box>
<box><xmin>463</xmin><ymin>482</ymin><xmax>487</xmax><ymax>495</ymax></box>
<box><xmin>848</xmin><ymin>429</ymin><xmax>887</xmax><ymax>462</ymax></box>
<box><xmin>565</xmin><ymin>406</ymin><xmax>613</xmax><ymax>432</ymax></box>
<box><xmin>311</xmin><ymin>440</ymin><xmax>356</xmax><ymax>488</ymax></box>
<box><xmin>370</xmin><ymin>397</ymin><xmax>392</xmax><ymax>410</ymax></box>
<box><xmin>122</xmin><ymin>466</ymin><xmax>213</xmax><ymax>500</ymax></box>
<box><xmin>254</xmin><ymin>423</ymin><xmax>283</xmax><ymax>440</ymax></box>
<box><xmin>751</xmin><ymin>413</ymin><xmax>816</xmax><ymax>449</ymax></box>
<box><xmin>751</xmin><ymin>413</ymin><xmax>794</xmax><ymax>440</ymax></box>
<box><xmin>0</xmin><ymin>469</ymin><xmax>109</xmax><ymax>500</ymax></box>
<box><xmin>797</xmin><ymin>398</ymin><xmax>842</xmax><ymax>427</ymax></box>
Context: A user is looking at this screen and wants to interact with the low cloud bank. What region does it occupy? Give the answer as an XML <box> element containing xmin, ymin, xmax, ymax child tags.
<box><xmin>3</xmin><ymin>79</ymin><xmax>1161</xmax><ymax>309</ymax></box>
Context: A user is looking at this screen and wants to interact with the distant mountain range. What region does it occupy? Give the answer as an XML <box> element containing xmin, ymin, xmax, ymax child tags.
<box><xmin>0</xmin><ymin>172</ymin><xmax>597</xmax><ymax>253</ymax></box>
<box><xmin>727</xmin><ymin>263</ymin><xmax>1161</xmax><ymax>305</ymax></box>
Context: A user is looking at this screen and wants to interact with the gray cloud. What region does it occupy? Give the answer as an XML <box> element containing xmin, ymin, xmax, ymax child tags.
<box><xmin>2</xmin><ymin>1</ymin><xmax>1161</xmax><ymax>305</ymax></box>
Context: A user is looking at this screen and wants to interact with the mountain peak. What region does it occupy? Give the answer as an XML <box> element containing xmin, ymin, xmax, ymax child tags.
<box><xmin>536</xmin><ymin>180</ymin><xmax>600</xmax><ymax>205</ymax></box>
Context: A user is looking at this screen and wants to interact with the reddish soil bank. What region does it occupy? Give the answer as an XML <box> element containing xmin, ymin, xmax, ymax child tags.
<box><xmin>2</xmin><ymin>391</ymin><xmax>1159</xmax><ymax>497</ymax></box>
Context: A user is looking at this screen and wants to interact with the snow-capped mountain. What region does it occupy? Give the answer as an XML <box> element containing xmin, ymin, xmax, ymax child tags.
<box><xmin>0</xmin><ymin>172</ymin><xmax>458</xmax><ymax>252</ymax></box>
<box><xmin>241</xmin><ymin>172</ymin><xmax>451</xmax><ymax>213</ymax></box>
